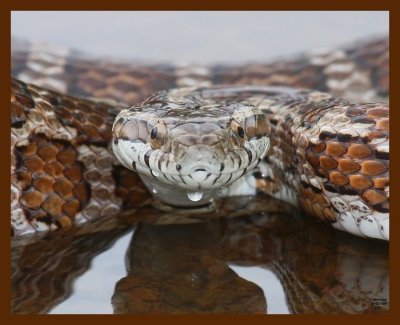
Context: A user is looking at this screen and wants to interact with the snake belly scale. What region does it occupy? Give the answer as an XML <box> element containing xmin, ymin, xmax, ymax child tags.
<box><xmin>11</xmin><ymin>37</ymin><xmax>389</xmax><ymax>240</ymax></box>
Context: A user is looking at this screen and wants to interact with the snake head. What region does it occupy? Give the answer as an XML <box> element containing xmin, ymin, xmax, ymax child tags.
<box><xmin>112</xmin><ymin>88</ymin><xmax>271</xmax><ymax>207</ymax></box>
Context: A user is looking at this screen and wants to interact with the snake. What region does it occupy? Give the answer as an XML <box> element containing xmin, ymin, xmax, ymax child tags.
<box><xmin>11</xmin><ymin>36</ymin><xmax>389</xmax><ymax>241</ymax></box>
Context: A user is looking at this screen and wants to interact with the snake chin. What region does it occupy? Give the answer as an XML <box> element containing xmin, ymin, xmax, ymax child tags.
<box><xmin>137</xmin><ymin>173</ymin><xmax>223</xmax><ymax>207</ymax></box>
<box><xmin>113</xmin><ymin>141</ymin><xmax>269</xmax><ymax>208</ymax></box>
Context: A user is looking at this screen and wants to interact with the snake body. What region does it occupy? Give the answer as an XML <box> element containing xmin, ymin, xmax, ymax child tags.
<box><xmin>11</xmin><ymin>37</ymin><xmax>389</xmax><ymax>240</ymax></box>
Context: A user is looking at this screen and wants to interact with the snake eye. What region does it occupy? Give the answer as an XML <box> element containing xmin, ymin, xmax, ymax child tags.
<box><xmin>150</xmin><ymin>122</ymin><xmax>167</xmax><ymax>149</ymax></box>
<box><xmin>237</xmin><ymin>126</ymin><xmax>245</xmax><ymax>138</ymax></box>
<box><xmin>230</xmin><ymin>120</ymin><xmax>245</xmax><ymax>149</ymax></box>
<box><xmin>150</xmin><ymin>127</ymin><xmax>158</xmax><ymax>140</ymax></box>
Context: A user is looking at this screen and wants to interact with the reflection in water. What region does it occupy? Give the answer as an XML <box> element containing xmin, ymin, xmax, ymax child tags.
<box><xmin>229</xmin><ymin>266</ymin><xmax>290</xmax><ymax>314</ymax></box>
<box><xmin>112</xmin><ymin>222</ymin><xmax>267</xmax><ymax>314</ymax></box>
<box><xmin>11</xmin><ymin>194</ymin><xmax>389</xmax><ymax>314</ymax></box>
<box><xmin>11</xmin><ymin>215</ymin><xmax>134</xmax><ymax>314</ymax></box>
<box><xmin>112</xmin><ymin>202</ymin><xmax>388</xmax><ymax>314</ymax></box>
<box><xmin>49</xmin><ymin>231</ymin><xmax>134</xmax><ymax>314</ymax></box>
<box><xmin>218</xmin><ymin>211</ymin><xmax>389</xmax><ymax>313</ymax></box>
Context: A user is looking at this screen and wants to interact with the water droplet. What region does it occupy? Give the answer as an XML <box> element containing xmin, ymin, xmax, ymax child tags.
<box><xmin>152</xmin><ymin>188</ymin><xmax>158</xmax><ymax>194</ymax></box>
<box><xmin>187</xmin><ymin>191</ymin><xmax>203</xmax><ymax>202</ymax></box>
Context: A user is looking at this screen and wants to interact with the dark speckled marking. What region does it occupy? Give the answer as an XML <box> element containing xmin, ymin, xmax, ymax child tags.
<box><xmin>337</xmin><ymin>186</ymin><xmax>359</xmax><ymax>196</ymax></box>
<box><xmin>319</xmin><ymin>131</ymin><xmax>336</xmax><ymax>140</ymax></box>
<box><xmin>375</xmin><ymin>150</ymin><xmax>389</xmax><ymax>160</ymax></box>
<box><xmin>338</xmin><ymin>133</ymin><xmax>357</xmax><ymax>142</ymax></box>
<box><xmin>353</xmin><ymin>117</ymin><xmax>376</xmax><ymax>125</ymax></box>
<box><xmin>244</xmin><ymin>147</ymin><xmax>253</xmax><ymax>164</ymax></box>
<box><xmin>372</xmin><ymin>203</ymin><xmax>389</xmax><ymax>213</ymax></box>
<box><xmin>144</xmin><ymin>150</ymin><xmax>151</xmax><ymax>168</ymax></box>
<box><xmin>323</xmin><ymin>183</ymin><xmax>338</xmax><ymax>193</ymax></box>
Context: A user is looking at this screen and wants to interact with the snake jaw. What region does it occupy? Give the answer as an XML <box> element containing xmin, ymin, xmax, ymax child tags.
<box><xmin>112</xmin><ymin>126</ymin><xmax>270</xmax><ymax>208</ymax></box>
<box><xmin>111</xmin><ymin>88</ymin><xmax>273</xmax><ymax>208</ymax></box>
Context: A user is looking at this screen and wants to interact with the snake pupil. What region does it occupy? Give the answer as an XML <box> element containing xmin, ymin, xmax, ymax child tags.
<box><xmin>237</xmin><ymin>126</ymin><xmax>245</xmax><ymax>138</ymax></box>
<box><xmin>151</xmin><ymin>127</ymin><xmax>158</xmax><ymax>139</ymax></box>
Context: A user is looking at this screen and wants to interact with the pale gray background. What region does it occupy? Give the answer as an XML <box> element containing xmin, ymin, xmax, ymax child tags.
<box><xmin>12</xmin><ymin>11</ymin><xmax>389</xmax><ymax>64</ymax></box>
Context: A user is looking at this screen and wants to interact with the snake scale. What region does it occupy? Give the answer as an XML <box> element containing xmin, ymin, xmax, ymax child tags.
<box><xmin>11</xmin><ymin>37</ymin><xmax>389</xmax><ymax>241</ymax></box>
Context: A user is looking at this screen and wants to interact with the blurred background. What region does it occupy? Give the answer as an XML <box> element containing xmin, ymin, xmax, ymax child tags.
<box><xmin>11</xmin><ymin>11</ymin><xmax>388</xmax><ymax>64</ymax></box>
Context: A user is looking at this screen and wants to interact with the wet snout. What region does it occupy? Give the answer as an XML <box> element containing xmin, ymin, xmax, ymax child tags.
<box><xmin>178</xmin><ymin>144</ymin><xmax>225</xmax><ymax>178</ymax></box>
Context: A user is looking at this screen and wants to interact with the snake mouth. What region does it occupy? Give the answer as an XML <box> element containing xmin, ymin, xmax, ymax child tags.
<box><xmin>142</xmin><ymin>165</ymin><xmax>250</xmax><ymax>178</ymax></box>
<box><xmin>113</xmin><ymin>132</ymin><xmax>270</xmax><ymax>191</ymax></box>
<box><xmin>126</xmin><ymin>149</ymin><xmax>261</xmax><ymax>191</ymax></box>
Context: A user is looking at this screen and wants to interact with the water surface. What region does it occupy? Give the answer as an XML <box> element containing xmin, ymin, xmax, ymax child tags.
<box><xmin>12</xmin><ymin>194</ymin><xmax>389</xmax><ymax>314</ymax></box>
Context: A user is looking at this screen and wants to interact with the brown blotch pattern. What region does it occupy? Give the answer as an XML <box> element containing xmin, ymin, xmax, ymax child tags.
<box><xmin>326</xmin><ymin>142</ymin><xmax>347</xmax><ymax>157</ymax></box>
<box><xmin>319</xmin><ymin>156</ymin><xmax>338</xmax><ymax>170</ymax></box>
<box><xmin>329</xmin><ymin>172</ymin><xmax>349</xmax><ymax>186</ymax></box>
<box><xmin>338</xmin><ymin>159</ymin><xmax>361</xmax><ymax>173</ymax></box>
<box><xmin>10</xmin><ymin>35</ymin><xmax>389</xmax><ymax>239</ymax></box>
<box><xmin>296</xmin><ymin>101</ymin><xmax>389</xmax><ymax>229</ymax></box>
<box><xmin>360</xmin><ymin>161</ymin><xmax>387</xmax><ymax>176</ymax></box>
<box><xmin>347</xmin><ymin>144</ymin><xmax>372</xmax><ymax>159</ymax></box>
<box><xmin>349</xmin><ymin>175</ymin><xmax>373</xmax><ymax>190</ymax></box>
<box><xmin>10</xmin><ymin>79</ymin><xmax>131</xmax><ymax>236</ymax></box>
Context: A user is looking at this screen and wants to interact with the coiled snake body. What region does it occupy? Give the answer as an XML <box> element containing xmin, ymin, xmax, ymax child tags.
<box><xmin>11</xmin><ymin>37</ymin><xmax>389</xmax><ymax>240</ymax></box>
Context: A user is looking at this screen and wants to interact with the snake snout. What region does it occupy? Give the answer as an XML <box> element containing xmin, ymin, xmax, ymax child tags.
<box><xmin>178</xmin><ymin>145</ymin><xmax>223</xmax><ymax>176</ymax></box>
<box><xmin>193</xmin><ymin>167</ymin><xmax>211</xmax><ymax>173</ymax></box>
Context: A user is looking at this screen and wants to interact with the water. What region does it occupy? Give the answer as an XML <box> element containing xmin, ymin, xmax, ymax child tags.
<box><xmin>229</xmin><ymin>265</ymin><xmax>290</xmax><ymax>314</ymax></box>
<box><xmin>187</xmin><ymin>191</ymin><xmax>204</xmax><ymax>202</ymax></box>
<box><xmin>11</xmin><ymin>195</ymin><xmax>389</xmax><ymax>314</ymax></box>
<box><xmin>50</xmin><ymin>231</ymin><xmax>133</xmax><ymax>314</ymax></box>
